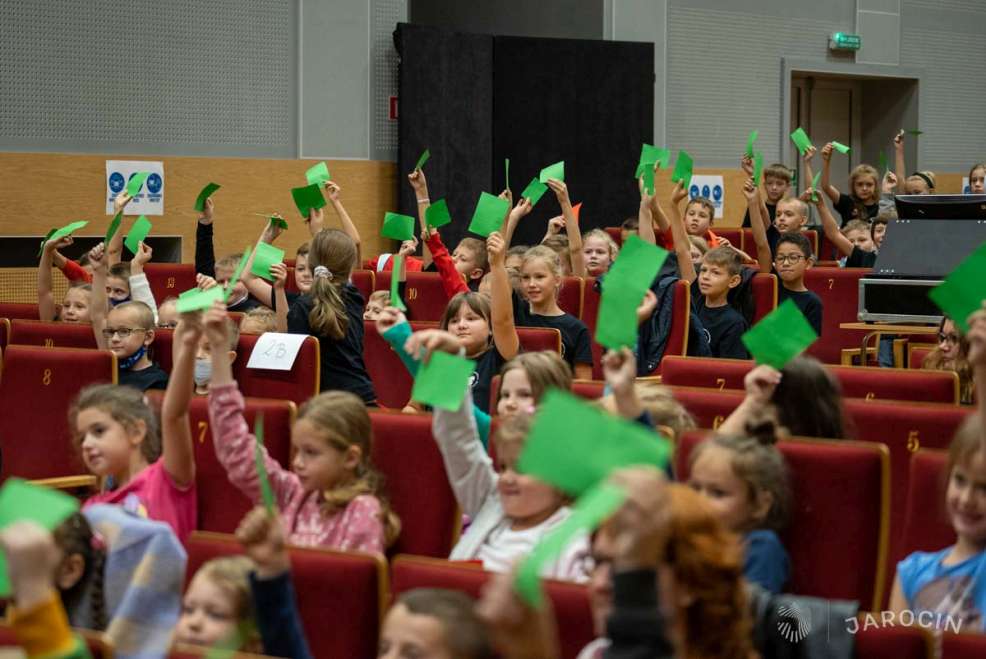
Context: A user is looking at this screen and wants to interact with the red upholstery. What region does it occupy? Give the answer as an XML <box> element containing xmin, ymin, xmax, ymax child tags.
<box><xmin>714</xmin><ymin>228</ymin><xmax>744</xmax><ymax>254</ymax></box>
<box><xmin>855</xmin><ymin>625</ymin><xmax>931</xmax><ymax>659</ymax></box>
<box><xmin>572</xmin><ymin>379</ymin><xmax>605</xmax><ymax>400</ymax></box>
<box><xmin>369</xmin><ymin>411</ymin><xmax>458</xmax><ymax>557</ymax></box>
<box><xmin>659</xmin><ymin>355</ymin><xmax>751</xmax><ymax>390</ymax></box>
<box><xmin>363</xmin><ymin>320</ymin><xmax>436</xmax><ymax>409</ymax></box>
<box><xmin>517</xmin><ymin>327</ymin><xmax>562</xmax><ymax>354</ymax></box>
<box><xmin>558</xmin><ymin>276</ymin><xmax>583</xmax><ymax>318</ymax></box>
<box><xmin>142</xmin><ymin>263</ymin><xmax>197</xmax><ymax>303</ymax></box>
<box><xmin>351</xmin><ymin>269</ymin><xmax>375</xmax><ymax>302</ymax></box>
<box><xmin>0</xmin><ymin>302</ymin><xmax>40</xmax><ymax>321</ymax></box>
<box><xmin>942</xmin><ymin>632</ymin><xmax>986</xmax><ymax>658</ymax></box>
<box><xmin>9</xmin><ymin>319</ymin><xmax>97</xmax><ymax>349</ymax></box>
<box><xmin>144</xmin><ymin>391</ymin><xmax>295</xmax><ymax>534</ymax></box>
<box><xmin>375</xmin><ymin>271</ymin><xmax>453</xmax><ymax>321</ymax></box>
<box><xmin>604</xmin><ymin>226</ymin><xmax>623</xmax><ymax>246</ymax></box>
<box><xmin>185</xmin><ymin>532</ymin><xmax>386</xmax><ymax>659</ymax></box>
<box><xmin>232</xmin><ymin>334</ymin><xmax>320</xmax><ymax>406</ymax></box>
<box><xmin>676</xmin><ymin>431</ymin><xmax>890</xmax><ymax>609</ymax></box>
<box><xmin>667</xmin><ymin>385</ymin><xmax>745</xmax><ymax>430</ymax></box>
<box><xmin>901</xmin><ymin>450</ymin><xmax>955</xmax><ymax>557</ymax></box>
<box><xmin>907</xmin><ymin>344</ymin><xmax>937</xmax><ymax>369</ymax></box>
<box><xmin>0</xmin><ymin>318</ymin><xmax>8</xmax><ymax>350</ymax></box>
<box><xmin>391</xmin><ymin>555</ymin><xmax>595</xmax><ymax>659</ymax></box>
<box><xmin>817</xmin><ymin>231</ymin><xmax>840</xmax><ymax>262</ymax></box>
<box><xmin>579</xmin><ymin>276</ymin><xmax>605</xmax><ymax>379</ymax></box>
<box><xmin>751</xmin><ymin>273</ymin><xmax>778</xmax><ymax>324</ymax></box>
<box><xmin>0</xmin><ymin>345</ymin><xmax>117</xmax><ymax>481</ymax></box>
<box><xmin>804</xmin><ymin>267</ymin><xmax>870</xmax><ymax>363</ymax></box>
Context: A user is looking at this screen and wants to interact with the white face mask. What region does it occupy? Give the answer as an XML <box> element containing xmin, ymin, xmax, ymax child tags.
<box><xmin>193</xmin><ymin>358</ymin><xmax>212</xmax><ymax>386</ymax></box>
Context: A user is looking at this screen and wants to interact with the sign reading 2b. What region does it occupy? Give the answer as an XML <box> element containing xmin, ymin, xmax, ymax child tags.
<box><xmin>106</xmin><ymin>160</ymin><xmax>164</xmax><ymax>216</ymax></box>
<box><xmin>688</xmin><ymin>175</ymin><xmax>724</xmax><ymax>219</ymax></box>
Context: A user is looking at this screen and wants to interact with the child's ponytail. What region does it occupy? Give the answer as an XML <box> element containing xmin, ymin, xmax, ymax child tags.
<box><xmin>53</xmin><ymin>513</ymin><xmax>108</xmax><ymax>631</ymax></box>
<box><xmin>308</xmin><ymin>229</ymin><xmax>357</xmax><ymax>340</ymax></box>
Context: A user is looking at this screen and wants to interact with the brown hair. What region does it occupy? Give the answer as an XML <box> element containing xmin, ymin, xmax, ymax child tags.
<box><xmin>621</xmin><ymin>216</ymin><xmax>639</xmax><ymax>231</ymax></box>
<box><xmin>702</xmin><ymin>246</ymin><xmax>743</xmax><ymax>277</ymax></box>
<box><xmin>686</xmin><ymin>196</ymin><xmax>715</xmax><ymax>224</ymax></box>
<box><xmin>490</xmin><ymin>413</ymin><xmax>533</xmax><ymax>462</ymax></box>
<box><xmin>763</xmin><ymin>164</ymin><xmax>793</xmax><ymax>184</ymax></box>
<box><xmin>240</xmin><ymin>307</ymin><xmax>276</xmax><ymax>334</ymax></box>
<box><xmin>297</xmin><ymin>391</ymin><xmax>401</xmax><ymax>547</ymax></box>
<box><xmin>109</xmin><ymin>300</ymin><xmax>155</xmax><ymax>330</ymax></box>
<box><xmin>193</xmin><ymin>556</ymin><xmax>262</xmax><ymax>652</ymax></box>
<box><xmin>690</xmin><ymin>432</ymin><xmax>791</xmax><ymax>532</ymax></box>
<box><xmin>108</xmin><ymin>262</ymin><xmax>131</xmax><ymax>282</ymax></box>
<box><xmin>396</xmin><ymin>589</ymin><xmax>494</xmax><ymax>659</ymax></box>
<box><xmin>69</xmin><ymin>384</ymin><xmax>161</xmax><ymax>464</ymax></box>
<box><xmin>539</xmin><ymin>236</ymin><xmax>572</xmax><ymax>275</ymax></box>
<box><xmin>687</xmin><ymin>235</ymin><xmax>709</xmax><ymax>256</ymax></box>
<box><xmin>215</xmin><ymin>254</ymin><xmax>243</xmax><ymax>273</ymax></box>
<box><xmin>842</xmin><ymin>219</ymin><xmax>872</xmax><ymax>236</ymax></box>
<box><xmin>768</xmin><ymin>356</ymin><xmax>848</xmax><ymax>440</ymax></box>
<box><xmin>665</xmin><ymin>484</ymin><xmax>754</xmax><ymax>659</ymax></box>
<box><xmin>922</xmin><ymin>316</ymin><xmax>974</xmax><ymax>404</ymax></box>
<box><xmin>296</xmin><ymin>242</ymin><xmax>310</xmax><ymax>258</ymax></box>
<box><xmin>53</xmin><ymin>513</ymin><xmax>107</xmax><ymax>631</ymax></box>
<box><xmin>440</xmin><ymin>292</ymin><xmax>492</xmax><ymax>336</ymax></box>
<box><xmin>849</xmin><ymin>165</ymin><xmax>879</xmax><ymax>199</ymax></box>
<box><xmin>497</xmin><ymin>351</ymin><xmax>572</xmax><ymax>407</ymax></box>
<box><xmin>308</xmin><ymin>229</ymin><xmax>357</xmax><ymax>340</ymax></box>
<box><xmin>946</xmin><ymin>414</ymin><xmax>986</xmax><ymax>488</ymax></box>
<box><xmin>456</xmin><ymin>238</ymin><xmax>489</xmax><ymax>274</ymax></box>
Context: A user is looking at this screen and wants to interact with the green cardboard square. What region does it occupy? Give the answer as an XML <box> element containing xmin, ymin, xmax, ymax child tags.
<box><xmin>539</xmin><ymin>161</ymin><xmax>565</xmax><ymax>184</ymax></box>
<box><xmin>425</xmin><ymin>199</ymin><xmax>452</xmax><ymax>229</ymax></box>
<box><xmin>411</xmin><ymin>351</ymin><xmax>476</xmax><ymax>412</ymax></box>
<box><xmin>290</xmin><ymin>184</ymin><xmax>327</xmax><ymax>218</ymax></box>
<box><xmin>104</xmin><ymin>212</ymin><xmax>123</xmax><ymax>246</ymax></box>
<box><xmin>878</xmin><ymin>151</ymin><xmax>889</xmax><ymax>175</ymax></box>
<box><xmin>671</xmin><ymin>150</ymin><xmax>694</xmax><ymax>189</ymax></box>
<box><xmin>223</xmin><ymin>248</ymin><xmax>252</xmax><ymax>302</ymax></box>
<box><xmin>250</xmin><ymin>242</ymin><xmax>286</xmax><ymax>281</ymax></box>
<box><xmin>124</xmin><ymin>215</ymin><xmax>152</xmax><ymax>255</ymax></box>
<box><xmin>745</xmin><ymin>130</ymin><xmax>759</xmax><ymax>158</ymax></box>
<box><xmin>390</xmin><ymin>254</ymin><xmax>407</xmax><ymax>311</ymax></box>
<box><xmin>929</xmin><ymin>242</ymin><xmax>986</xmax><ymax>333</ymax></box>
<box><xmin>515</xmin><ymin>482</ymin><xmax>627</xmax><ymax>606</ymax></box>
<box><xmin>907</xmin><ymin>129</ymin><xmax>923</xmax><ymax>136</ymax></box>
<box><xmin>269</xmin><ymin>216</ymin><xmax>288</xmax><ymax>230</ymax></box>
<box><xmin>178</xmin><ymin>287</ymin><xmax>200</xmax><ymax>300</ymax></box>
<box><xmin>741</xmin><ymin>299</ymin><xmax>819</xmax><ymax>370</ymax></box>
<box><xmin>520</xmin><ymin>178</ymin><xmax>549</xmax><ymax>207</ymax></box>
<box><xmin>415</xmin><ymin>149</ymin><xmax>431</xmax><ymax>171</ymax></box>
<box><xmin>382</xmin><ymin>212</ymin><xmax>416</xmax><ymax>241</ymax></box>
<box><xmin>47</xmin><ymin>220</ymin><xmax>89</xmax><ymax>244</ymax></box>
<box><xmin>176</xmin><ymin>286</ymin><xmax>224</xmax><ymax>313</ymax></box>
<box><xmin>518</xmin><ymin>389</ymin><xmax>671</xmax><ymax>497</ymax></box>
<box><xmin>126</xmin><ymin>171</ymin><xmax>150</xmax><ymax>197</ymax></box>
<box><xmin>195</xmin><ymin>182</ymin><xmax>221</xmax><ymax>212</ymax></box>
<box><xmin>753</xmin><ymin>152</ymin><xmax>764</xmax><ymax>186</ymax></box>
<box><xmin>305</xmin><ymin>162</ymin><xmax>331</xmax><ymax>186</ymax></box>
<box><xmin>790</xmin><ymin>127</ymin><xmax>813</xmax><ymax>155</ymax></box>
<box><xmin>638</xmin><ymin>163</ymin><xmax>656</xmax><ymax>195</ymax></box>
<box><xmin>595</xmin><ymin>285</ymin><xmax>646</xmax><ymax>350</ymax></box>
<box><xmin>254</xmin><ymin>413</ymin><xmax>277</xmax><ymax>512</ymax></box>
<box><xmin>810</xmin><ymin>171</ymin><xmax>822</xmax><ymax>202</ymax></box>
<box><xmin>831</xmin><ymin>141</ymin><xmax>851</xmax><ymax>155</ymax></box>
<box><xmin>467</xmin><ymin>192</ymin><xmax>510</xmax><ymax>238</ymax></box>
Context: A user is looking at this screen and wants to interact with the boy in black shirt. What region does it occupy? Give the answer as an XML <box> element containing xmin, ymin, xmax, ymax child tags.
<box><xmin>773</xmin><ymin>233</ymin><xmax>823</xmax><ymax>336</ymax></box>
<box><xmin>740</xmin><ymin>159</ymin><xmax>792</xmax><ymax>229</ymax></box>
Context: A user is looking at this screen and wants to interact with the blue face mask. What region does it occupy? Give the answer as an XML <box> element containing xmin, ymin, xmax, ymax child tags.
<box><xmin>194</xmin><ymin>358</ymin><xmax>212</xmax><ymax>387</ymax></box>
<box><xmin>118</xmin><ymin>344</ymin><xmax>146</xmax><ymax>370</ymax></box>
<box><xmin>110</xmin><ymin>296</ymin><xmax>131</xmax><ymax>307</ymax></box>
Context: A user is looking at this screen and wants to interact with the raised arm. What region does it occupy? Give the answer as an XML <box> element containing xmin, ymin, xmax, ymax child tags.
<box><xmin>37</xmin><ymin>237</ymin><xmax>72</xmax><ymax>322</ymax></box>
<box><xmin>546</xmin><ymin>180</ymin><xmax>585</xmax><ymax>277</ymax></box>
<box><xmin>667</xmin><ymin>182</ymin><xmax>696</xmax><ymax>283</ymax></box>
<box><xmin>893</xmin><ymin>130</ymin><xmax>906</xmax><ymax>192</ymax></box>
<box><xmin>129</xmin><ymin>242</ymin><xmax>159</xmax><ymax>322</ymax></box>
<box><xmin>487</xmin><ymin>231</ymin><xmax>520</xmax><ymax>360</ymax></box>
<box><xmin>503</xmin><ymin>197</ymin><xmax>532</xmax><ymax>250</ymax></box>
<box><xmin>325</xmin><ymin>182</ymin><xmax>362</xmax><ymax>265</ymax></box>
<box><xmin>637</xmin><ymin>177</ymin><xmax>657</xmax><ymax>245</ymax></box>
<box><xmin>802</xmin><ymin>145</ymin><xmax>817</xmax><ymax>201</ymax></box>
<box><xmin>89</xmin><ymin>243</ymin><xmax>110</xmax><ymax>349</ymax></box>
<box><xmin>195</xmin><ymin>197</ymin><xmax>217</xmax><ymax>278</ymax></box>
<box><xmin>717</xmin><ymin>365</ymin><xmax>779</xmax><ymax>436</ymax></box>
<box><xmin>820</xmin><ymin>143</ymin><xmax>840</xmax><ymax>204</ymax></box>
<box><xmin>107</xmin><ymin>192</ymin><xmax>132</xmax><ymax>267</ymax></box>
<box><xmin>809</xmin><ymin>188</ymin><xmax>853</xmax><ymax>257</ymax></box>
<box><xmin>161</xmin><ymin>313</ymin><xmax>198</xmax><ymax>488</ymax></box>
<box><xmin>271</xmin><ymin>263</ymin><xmax>289</xmax><ymax>333</ymax></box>
<box><xmin>408</xmin><ymin>169</ymin><xmax>434</xmax><ymax>269</ymax></box>
<box><xmin>743</xmin><ymin>179</ymin><xmax>773</xmax><ymax>272</ymax></box>
<box><xmin>242</xmin><ymin>220</ymin><xmax>283</xmax><ymax>308</ymax></box>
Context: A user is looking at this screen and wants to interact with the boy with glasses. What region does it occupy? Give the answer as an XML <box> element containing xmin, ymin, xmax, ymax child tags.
<box><xmin>774</xmin><ymin>233</ymin><xmax>823</xmax><ymax>335</ymax></box>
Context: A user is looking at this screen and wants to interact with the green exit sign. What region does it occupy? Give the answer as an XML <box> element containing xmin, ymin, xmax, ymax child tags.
<box><xmin>830</xmin><ymin>32</ymin><xmax>862</xmax><ymax>51</ymax></box>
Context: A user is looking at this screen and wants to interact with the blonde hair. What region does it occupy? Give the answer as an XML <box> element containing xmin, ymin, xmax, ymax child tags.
<box><xmin>849</xmin><ymin>165</ymin><xmax>879</xmax><ymax>198</ymax></box>
<box><xmin>497</xmin><ymin>351</ymin><xmax>572</xmax><ymax>406</ymax></box>
<box><xmin>456</xmin><ymin>238</ymin><xmax>489</xmax><ymax>274</ymax></box>
<box><xmin>368</xmin><ymin>290</ymin><xmax>391</xmax><ymax>306</ymax></box>
<box><xmin>763</xmin><ymin>164</ymin><xmax>793</xmax><ymax>184</ymax></box>
<box><xmin>522</xmin><ymin>245</ymin><xmax>565</xmax><ymax>295</ymax></box>
<box><xmin>776</xmin><ymin>196</ymin><xmax>808</xmax><ymax>218</ymax></box>
<box><xmin>687</xmin><ymin>235</ymin><xmax>709</xmax><ymax>256</ymax></box>
<box><xmin>582</xmin><ymin>229</ymin><xmax>619</xmax><ymax>261</ymax></box>
<box><xmin>69</xmin><ymin>384</ymin><xmax>160</xmax><ymax>464</ymax></box>
<box><xmin>109</xmin><ymin>301</ymin><xmax>155</xmax><ymax>330</ymax></box>
<box><xmin>308</xmin><ymin>229</ymin><xmax>357</xmax><ymax>340</ymax></box>
<box><xmin>297</xmin><ymin>391</ymin><xmax>401</xmax><ymax>547</ymax></box>
<box><xmin>240</xmin><ymin>308</ymin><xmax>275</xmax><ymax>334</ymax></box>
<box><xmin>905</xmin><ymin>171</ymin><xmax>936</xmax><ymax>193</ymax></box>
<box><xmin>635</xmin><ymin>383</ymin><xmax>696</xmax><ymax>439</ymax></box>
<box><xmin>842</xmin><ymin>219</ymin><xmax>872</xmax><ymax>237</ymax></box>
<box><xmin>194</xmin><ymin>556</ymin><xmax>262</xmax><ymax>652</ymax></box>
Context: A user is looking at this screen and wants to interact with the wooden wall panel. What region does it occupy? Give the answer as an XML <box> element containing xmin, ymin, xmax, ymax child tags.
<box><xmin>0</xmin><ymin>152</ymin><xmax>397</xmax><ymax>264</ymax></box>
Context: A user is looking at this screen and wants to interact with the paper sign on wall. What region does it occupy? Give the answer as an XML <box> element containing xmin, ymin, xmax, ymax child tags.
<box><xmin>106</xmin><ymin>160</ymin><xmax>165</xmax><ymax>216</ymax></box>
<box><xmin>687</xmin><ymin>175</ymin><xmax>725</xmax><ymax>219</ymax></box>
<box><xmin>246</xmin><ymin>333</ymin><xmax>308</xmax><ymax>371</ymax></box>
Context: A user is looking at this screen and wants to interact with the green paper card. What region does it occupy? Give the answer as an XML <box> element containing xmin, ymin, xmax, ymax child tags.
<box><xmin>411</xmin><ymin>350</ymin><xmax>476</xmax><ymax>412</ymax></box>
<box><xmin>929</xmin><ymin>242</ymin><xmax>986</xmax><ymax>333</ymax></box>
<box><xmin>467</xmin><ymin>192</ymin><xmax>510</xmax><ymax>238</ymax></box>
<box><xmin>640</xmin><ymin>164</ymin><xmax>656</xmax><ymax>195</ymax></box>
<box><xmin>250</xmin><ymin>242</ymin><xmax>285</xmax><ymax>281</ymax></box>
<box><xmin>37</xmin><ymin>228</ymin><xmax>56</xmax><ymax>257</ymax></box>
<box><xmin>425</xmin><ymin>199</ymin><xmax>452</xmax><ymax>229</ymax></box>
<box><xmin>878</xmin><ymin>151</ymin><xmax>889</xmax><ymax>174</ymax></box>
<box><xmin>178</xmin><ymin>287</ymin><xmax>200</xmax><ymax>300</ymax></box>
<box><xmin>382</xmin><ymin>212</ymin><xmax>416</xmax><ymax>241</ymax></box>
<box><xmin>671</xmin><ymin>150</ymin><xmax>694</xmax><ymax>189</ymax></box>
<box><xmin>741</xmin><ymin>299</ymin><xmax>818</xmax><ymax>370</ymax></box>
<box><xmin>790</xmin><ymin>127</ymin><xmax>813</xmax><ymax>155</ymax></box>
<box><xmin>505</xmin><ymin>158</ymin><xmax>510</xmax><ymax>190</ymax></box>
<box><xmin>176</xmin><ymin>285</ymin><xmax>224</xmax><ymax>313</ymax></box>
<box><xmin>224</xmin><ymin>248</ymin><xmax>252</xmax><ymax>302</ymax></box>
<box><xmin>269</xmin><ymin>215</ymin><xmax>288</xmax><ymax>230</ymax></box>
<box><xmin>596</xmin><ymin>285</ymin><xmax>647</xmax><ymax>350</ymax></box>
<box><xmin>104</xmin><ymin>212</ymin><xmax>123</xmax><ymax>246</ymax></box>
<box><xmin>195</xmin><ymin>182</ymin><xmax>221</xmax><ymax>212</ymax></box>
<box><xmin>832</xmin><ymin>141</ymin><xmax>851</xmax><ymax>154</ymax></box>
<box><xmin>539</xmin><ymin>161</ymin><xmax>565</xmax><ymax>184</ymax></box>
<box><xmin>520</xmin><ymin>178</ymin><xmax>549</xmax><ymax>206</ymax></box>
<box><xmin>124</xmin><ymin>215</ymin><xmax>152</xmax><ymax>255</ymax></box>
<box><xmin>745</xmin><ymin>130</ymin><xmax>759</xmax><ymax>158</ymax></box>
<box><xmin>415</xmin><ymin>149</ymin><xmax>431</xmax><ymax>171</ymax></box>
<box><xmin>390</xmin><ymin>254</ymin><xmax>407</xmax><ymax>312</ymax></box>
<box><xmin>254</xmin><ymin>413</ymin><xmax>277</xmax><ymax>512</ymax></box>
<box><xmin>47</xmin><ymin>220</ymin><xmax>89</xmax><ymax>244</ymax></box>
<box><xmin>810</xmin><ymin>171</ymin><xmax>822</xmax><ymax>202</ymax></box>
<box><xmin>126</xmin><ymin>171</ymin><xmax>150</xmax><ymax>197</ymax></box>
<box><xmin>753</xmin><ymin>152</ymin><xmax>764</xmax><ymax>186</ymax></box>
<box><xmin>305</xmin><ymin>162</ymin><xmax>331</xmax><ymax>186</ymax></box>
<box><xmin>637</xmin><ymin>144</ymin><xmax>670</xmax><ymax>173</ymax></box>
<box><xmin>595</xmin><ymin>237</ymin><xmax>669</xmax><ymax>350</ymax></box>
<box><xmin>515</xmin><ymin>482</ymin><xmax>627</xmax><ymax>606</ymax></box>
<box><xmin>518</xmin><ymin>389</ymin><xmax>671</xmax><ymax>497</ymax></box>
<box><xmin>907</xmin><ymin>129</ymin><xmax>923</xmax><ymax>136</ymax></box>
<box><xmin>291</xmin><ymin>184</ymin><xmax>327</xmax><ymax>218</ymax></box>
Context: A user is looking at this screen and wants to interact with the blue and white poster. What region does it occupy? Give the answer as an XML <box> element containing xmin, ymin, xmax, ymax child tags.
<box><xmin>962</xmin><ymin>176</ymin><xmax>970</xmax><ymax>194</ymax></box>
<box><xmin>687</xmin><ymin>175</ymin><xmax>725</xmax><ymax>219</ymax></box>
<box><xmin>105</xmin><ymin>160</ymin><xmax>164</xmax><ymax>215</ymax></box>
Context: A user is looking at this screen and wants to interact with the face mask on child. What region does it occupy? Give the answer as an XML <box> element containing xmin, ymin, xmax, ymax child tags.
<box><xmin>118</xmin><ymin>345</ymin><xmax>146</xmax><ymax>370</ymax></box>
<box><xmin>194</xmin><ymin>358</ymin><xmax>212</xmax><ymax>386</ymax></box>
<box><xmin>109</xmin><ymin>296</ymin><xmax>132</xmax><ymax>307</ymax></box>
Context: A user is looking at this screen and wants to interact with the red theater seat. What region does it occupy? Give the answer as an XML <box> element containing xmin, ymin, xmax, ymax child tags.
<box><xmin>0</xmin><ymin>318</ymin><xmax>8</xmax><ymax>350</ymax></box>
<box><xmin>142</xmin><ymin>263</ymin><xmax>197</xmax><ymax>303</ymax></box>
<box><xmin>855</xmin><ymin>624</ymin><xmax>931</xmax><ymax>659</ymax></box>
<box><xmin>351</xmin><ymin>269</ymin><xmax>375</xmax><ymax>302</ymax></box>
<box><xmin>667</xmin><ymin>385</ymin><xmax>745</xmax><ymax>430</ymax></box>
<box><xmin>804</xmin><ymin>267</ymin><xmax>870</xmax><ymax>363</ymax></box>
<box><xmin>391</xmin><ymin>555</ymin><xmax>594</xmax><ymax>659</ymax></box>
<box><xmin>144</xmin><ymin>391</ymin><xmax>295</xmax><ymax>534</ymax></box>
<box><xmin>0</xmin><ymin>302</ymin><xmax>40</xmax><ymax>321</ymax></box>
<box><xmin>907</xmin><ymin>343</ymin><xmax>937</xmax><ymax>369</ymax></box>
<box><xmin>369</xmin><ymin>411</ymin><xmax>458</xmax><ymax>557</ymax></box>
<box><xmin>676</xmin><ymin>431</ymin><xmax>889</xmax><ymax>610</ymax></box>
<box><xmin>605</xmin><ymin>226</ymin><xmax>623</xmax><ymax>246</ymax></box>
<box><xmin>363</xmin><ymin>320</ymin><xmax>436</xmax><ymax>409</ymax></box>
<box><xmin>0</xmin><ymin>346</ymin><xmax>116</xmax><ymax>483</ymax></box>
<box><xmin>232</xmin><ymin>334</ymin><xmax>320</xmax><ymax>406</ymax></box>
<box><xmin>751</xmin><ymin>273</ymin><xmax>778</xmax><ymax>324</ymax></box>
<box><xmin>558</xmin><ymin>276</ymin><xmax>583</xmax><ymax>318</ymax></box>
<box><xmin>517</xmin><ymin>327</ymin><xmax>562</xmax><ymax>354</ymax></box>
<box><xmin>900</xmin><ymin>450</ymin><xmax>954</xmax><ymax>558</ymax></box>
<box><xmin>375</xmin><ymin>271</ymin><xmax>453</xmax><ymax>321</ymax></box>
<box><xmin>715</xmin><ymin>228</ymin><xmax>744</xmax><ymax>254</ymax></box>
<box><xmin>572</xmin><ymin>379</ymin><xmax>605</xmax><ymax>400</ymax></box>
<box><xmin>185</xmin><ymin>532</ymin><xmax>387</xmax><ymax>659</ymax></box>
<box><xmin>942</xmin><ymin>632</ymin><xmax>986</xmax><ymax>658</ymax></box>
<box><xmin>9</xmin><ymin>319</ymin><xmax>97</xmax><ymax>349</ymax></box>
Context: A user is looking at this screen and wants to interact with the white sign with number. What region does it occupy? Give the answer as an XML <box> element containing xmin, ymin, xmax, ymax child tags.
<box><xmin>247</xmin><ymin>333</ymin><xmax>307</xmax><ymax>371</ymax></box>
<box><xmin>687</xmin><ymin>175</ymin><xmax>725</xmax><ymax>219</ymax></box>
<box><xmin>105</xmin><ymin>160</ymin><xmax>165</xmax><ymax>216</ymax></box>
